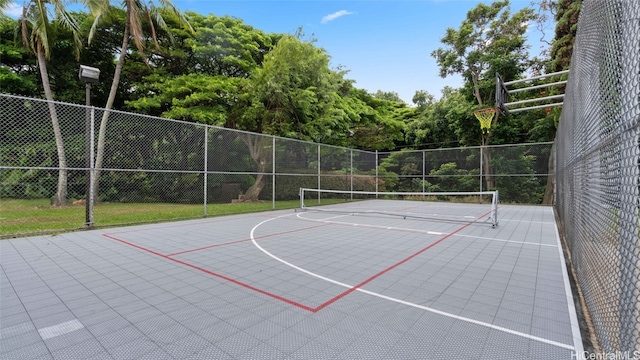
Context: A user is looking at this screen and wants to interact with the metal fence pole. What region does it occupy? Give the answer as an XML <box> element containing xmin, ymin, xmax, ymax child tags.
<box><xmin>350</xmin><ymin>149</ymin><xmax>353</xmax><ymax>200</ymax></box>
<box><xmin>480</xmin><ymin>146</ymin><xmax>484</xmax><ymax>192</ymax></box>
<box><xmin>272</xmin><ymin>136</ymin><xmax>276</xmax><ymax>210</ymax></box>
<box><xmin>203</xmin><ymin>127</ymin><xmax>208</xmax><ymax>216</ymax></box>
<box><xmin>317</xmin><ymin>143</ymin><xmax>321</xmax><ymax>204</ymax></box>
<box><xmin>422</xmin><ymin>150</ymin><xmax>425</xmax><ymax>200</ymax></box>
<box><xmin>479</xmin><ymin>146</ymin><xmax>484</xmax><ymax>203</ymax></box>
<box><xmin>375</xmin><ymin>150</ymin><xmax>378</xmax><ymax>197</ymax></box>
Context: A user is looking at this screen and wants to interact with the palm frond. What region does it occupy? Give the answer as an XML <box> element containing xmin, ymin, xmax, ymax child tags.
<box><xmin>52</xmin><ymin>1</ymin><xmax>83</xmax><ymax>58</ymax></box>
<box><xmin>127</xmin><ymin>0</ymin><xmax>146</xmax><ymax>55</ymax></box>
<box><xmin>82</xmin><ymin>0</ymin><xmax>111</xmax><ymax>43</ymax></box>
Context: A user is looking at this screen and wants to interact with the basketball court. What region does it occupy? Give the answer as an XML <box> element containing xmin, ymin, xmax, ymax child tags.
<box><xmin>1</xmin><ymin>198</ymin><xmax>583</xmax><ymax>359</ymax></box>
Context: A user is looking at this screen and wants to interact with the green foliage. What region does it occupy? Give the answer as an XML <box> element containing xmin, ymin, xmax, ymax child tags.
<box><xmin>0</xmin><ymin>2</ymin><xmax>559</xmax><ymax>207</ymax></box>
<box><xmin>264</xmin><ymin>170</ymin><xmax>379</xmax><ymax>201</ymax></box>
<box><xmin>405</xmin><ymin>87</ymin><xmax>475</xmax><ymax>148</ymax></box>
<box><xmin>431</xmin><ymin>0</ymin><xmax>537</xmax><ymax>105</ymax></box>
<box><xmin>241</xmin><ymin>35</ymin><xmax>342</xmax><ymax>140</ymax></box>
<box><xmin>550</xmin><ymin>0</ymin><xmax>581</xmax><ymax>72</ymax></box>
<box><xmin>127</xmin><ymin>73</ymin><xmax>247</xmax><ymax>125</ymax></box>
<box><xmin>424</xmin><ymin>162</ymin><xmax>478</xmax><ymax>192</ymax></box>
<box><xmin>372</xmin><ymin>90</ymin><xmax>403</xmax><ymax>103</ymax></box>
<box><xmin>335</xmin><ymin>88</ymin><xmax>406</xmax><ymax>150</ymax></box>
<box><xmin>0</xmin><ymin>18</ymin><xmax>38</xmax><ymax>95</ymax></box>
<box><xmin>492</xmin><ymin>150</ymin><xmax>544</xmax><ymax>203</ymax></box>
<box><xmin>186</xmin><ymin>13</ymin><xmax>277</xmax><ymax>77</ymax></box>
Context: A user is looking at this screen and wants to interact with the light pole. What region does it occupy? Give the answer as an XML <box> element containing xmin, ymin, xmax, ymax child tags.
<box><xmin>79</xmin><ymin>65</ymin><xmax>100</xmax><ymax>228</ymax></box>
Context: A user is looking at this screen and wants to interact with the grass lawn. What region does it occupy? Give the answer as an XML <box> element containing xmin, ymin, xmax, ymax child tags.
<box><xmin>0</xmin><ymin>199</ymin><xmax>306</xmax><ymax>238</ymax></box>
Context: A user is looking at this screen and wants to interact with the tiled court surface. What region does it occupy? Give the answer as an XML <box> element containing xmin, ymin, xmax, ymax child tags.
<box><xmin>1</xmin><ymin>202</ymin><xmax>583</xmax><ymax>359</ymax></box>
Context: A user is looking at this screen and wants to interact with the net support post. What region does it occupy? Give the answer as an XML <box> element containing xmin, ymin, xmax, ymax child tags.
<box><xmin>299</xmin><ymin>187</ymin><xmax>304</xmax><ymax>209</ymax></box>
<box><xmin>491</xmin><ymin>190</ymin><xmax>499</xmax><ymax>227</ymax></box>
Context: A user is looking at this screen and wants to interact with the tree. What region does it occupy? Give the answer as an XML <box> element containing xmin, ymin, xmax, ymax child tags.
<box><xmin>0</xmin><ymin>0</ymin><xmax>12</xmax><ymax>18</ymax></box>
<box><xmin>19</xmin><ymin>0</ymin><xmax>86</xmax><ymax>206</ymax></box>
<box><xmin>431</xmin><ymin>0</ymin><xmax>536</xmax><ymax>190</ymax></box>
<box><xmin>540</xmin><ymin>0</ymin><xmax>580</xmax><ymax>204</ymax></box>
<box><xmin>0</xmin><ymin>16</ymin><xmax>38</xmax><ymax>95</ymax></box>
<box><xmin>372</xmin><ymin>90</ymin><xmax>404</xmax><ymax>103</ymax></box>
<box><xmin>405</xmin><ymin>87</ymin><xmax>473</xmax><ymax>149</ymax></box>
<box><xmin>92</xmin><ymin>0</ymin><xmax>192</xmax><ymax>204</ymax></box>
<box><xmin>186</xmin><ymin>13</ymin><xmax>278</xmax><ymax>78</ymax></box>
<box><xmin>127</xmin><ymin>73</ymin><xmax>247</xmax><ymax>125</ymax></box>
<box><xmin>235</xmin><ymin>34</ymin><xmax>344</xmax><ymax>200</ymax></box>
<box><xmin>412</xmin><ymin>90</ymin><xmax>432</xmax><ymax>109</ymax></box>
<box><xmin>431</xmin><ymin>0</ymin><xmax>535</xmax><ymax>106</ymax></box>
<box><xmin>549</xmin><ymin>0</ymin><xmax>580</xmax><ymax>73</ymax></box>
<box><xmin>333</xmin><ymin>86</ymin><xmax>405</xmax><ymax>151</ymax></box>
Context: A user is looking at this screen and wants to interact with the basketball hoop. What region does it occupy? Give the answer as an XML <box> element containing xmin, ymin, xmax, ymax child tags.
<box><xmin>473</xmin><ymin>107</ymin><xmax>497</xmax><ymax>133</ymax></box>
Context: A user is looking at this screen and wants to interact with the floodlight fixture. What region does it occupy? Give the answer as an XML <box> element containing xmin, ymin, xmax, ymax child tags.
<box><xmin>79</xmin><ymin>65</ymin><xmax>100</xmax><ymax>83</ymax></box>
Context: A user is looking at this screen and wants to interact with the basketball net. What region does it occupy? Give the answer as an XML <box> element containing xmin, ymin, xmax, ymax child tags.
<box><xmin>473</xmin><ymin>108</ymin><xmax>497</xmax><ymax>134</ymax></box>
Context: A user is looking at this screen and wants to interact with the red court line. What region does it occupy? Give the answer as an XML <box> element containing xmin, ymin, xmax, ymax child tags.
<box><xmin>107</xmin><ymin>213</ymin><xmax>275</xmax><ymax>235</ymax></box>
<box><xmin>165</xmin><ymin>223</ymin><xmax>329</xmax><ymax>257</ymax></box>
<box><xmin>102</xmin><ymin>233</ymin><xmax>316</xmax><ymax>312</ymax></box>
<box><xmin>311</xmin><ymin>209</ymin><xmax>493</xmax><ymax>312</ymax></box>
<box><xmin>103</xmin><ymin>209</ymin><xmax>491</xmax><ymax>313</ymax></box>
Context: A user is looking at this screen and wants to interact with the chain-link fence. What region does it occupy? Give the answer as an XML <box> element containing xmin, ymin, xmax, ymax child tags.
<box><xmin>1</xmin><ymin>93</ymin><xmax>552</xmax><ymax>236</ymax></box>
<box><xmin>555</xmin><ymin>0</ymin><xmax>640</xmax><ymax>354</ymax></box>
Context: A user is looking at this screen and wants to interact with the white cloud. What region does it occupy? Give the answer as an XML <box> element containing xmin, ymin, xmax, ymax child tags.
<box><xmin>321</xmin><ymin>10</ymin><xmax>354</xmax><ymax>24</ymax></box>
<box><xmin>2</xmin><ymin>2</ymin><xmax>23</xmax><ymax>19</ymax></box>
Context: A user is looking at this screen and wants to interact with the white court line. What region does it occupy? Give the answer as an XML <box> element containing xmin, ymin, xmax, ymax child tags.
<box><xmin>553</xmin><ymin>214</ymin><xmax>585</xmax><ymax>354</ymax></box>
<box><xmin>451</xmin><ymin>233</ymin><xmax>558</xmax><ymax>248</ymax></box>
<box><xmin>499</xmin><ymin>218</ymin><xmax>556</xmax><ymax>225</ymax></box>
<box><xmin>295</xmin><ymin>212</ymin><xmax>445</xmax><ymax>236</ymax></box>
<box><xmin>296</xmin><ymin>212</ymin><xmax>553</xmax><ymax>247</ymax></box>
<box><xmin>250</xmin><ymin>213</ymin><xmax>574</xmax><ymax>351</ymax></box>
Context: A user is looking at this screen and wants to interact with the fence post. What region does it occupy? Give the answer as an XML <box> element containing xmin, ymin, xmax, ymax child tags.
<box><xmin>422</xmin><ymin>150</ymin><xmax>425</xmax><ymax>199</ymax></box>
<box><xmin>317</xmin><ymin>143</ymin><xmax>321</xmax><ymax>204</ymax></box>
<box><xmin>479</xmin><ymin>146</ymin><xmax>484</xmax><ymax>202</ymax></box>
<box><xmin>203</xmin><ymin>127</ymin><xmax>208</xmax><ymax>217</ymax></box>
<box><xmin>272</xmin><ymin>136</ymin><xmax>276</xmax><ymax>210</ymax></box>
<box><xmin>375</xmin><ymin>150</ymin><xmax>378</xmax><ymax>197</ymax></box>
<box><xmin>350</xmin><ymin>149</ymin><xmax>353</xmax><ymax>200</ymax></box>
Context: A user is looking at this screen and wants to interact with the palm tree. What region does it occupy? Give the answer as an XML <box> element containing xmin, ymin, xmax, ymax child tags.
<box><xmin>91</xmin><ymin>0</ymin><xmax>192</xmax><ymax>202</ymax></box>
<box><xmin>0</xmin><ymin>0</ymin><xmax>13</xmax><ymax>18</ymax></box>
<box><xmin>20</xmin><ymin>0</ymin><xmax>84</xmax><ymax>206</ymax></box>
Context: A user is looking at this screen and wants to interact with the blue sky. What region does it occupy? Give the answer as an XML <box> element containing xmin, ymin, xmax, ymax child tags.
<box><xmin>171</xmin><ymin>0</ymin><xmax>551</xmax><ymax>104</ymax></box>
<box><xmin>3</xmin><ymin>0</ymin><xmax>551</xmax><ymax>104</ymax></box>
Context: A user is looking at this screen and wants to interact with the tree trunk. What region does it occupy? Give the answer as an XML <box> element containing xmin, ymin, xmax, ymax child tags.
<box><xmin>482</xmin><ymin>140</ymin><xmax>494</xmax><ymax>191</ymax></box>
<box><xmin>241</xmin><ymin>166</ymin><xmax>267</xmax><ymax>201</ymax></box>
<box><xmin>239</xmin><ymin>135</ymin><xmax>271</xmax><ymax>201</ymax></box>
<box><xmin>472</xmin><ymin>71</ymin><xmax>483</xmax><ymax>106</ymax></box>
<box><xmin>92</xmin><ymin>10</ymin><xmax>131</xmax><ymax>204</ymax></box>
<box><xmin>37</xmin><ymin>46</ymin><xmax>67</xmax><ymax>206</ymax></box>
